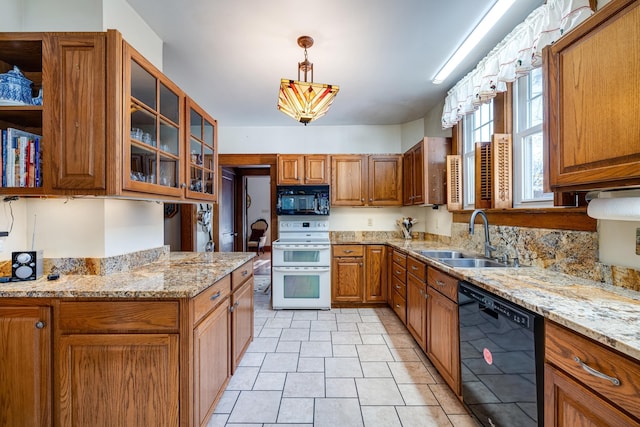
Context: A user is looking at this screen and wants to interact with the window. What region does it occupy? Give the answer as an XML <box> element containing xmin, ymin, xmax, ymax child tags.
<box><xmin>513</xmin><ymin>67</ymin><xmax>552</xmax><ymax>206</ymax></box>
<box><xmin>462</xmin><ymin>101</ymin><xmax>494</xmax><ymax>208</ymax></box>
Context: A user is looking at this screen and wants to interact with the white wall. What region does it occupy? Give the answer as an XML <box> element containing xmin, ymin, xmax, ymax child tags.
<box><xmin>400</xmin><ymin>119</ymin><xmax>425</xmax><ymax>152</ymax></box>
<box><xmin>19</xmin><ymin>0</ymin><xmax>103</xmax><ymax>31</ymax></box>
<box><xmin>0</xmin><ymin>1</ymin><xmax>21</xmax><ymax>30</ymax></box>
<box><xmin>246</xmin><ymin>176</ymin><xmax>271</xmax><ymax>247</ymax></box>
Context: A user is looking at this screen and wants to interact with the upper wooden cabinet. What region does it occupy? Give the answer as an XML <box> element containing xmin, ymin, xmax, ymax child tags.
<box><xmin>0</xmin><ymin>31</ymin><xmax>218</xmax><ymax>202</ymax></box>
<box><xmin>403</xmin><ymin>137</ymin><xmax>451</xmax><ymax>206</ymax></box>
<box><xmin>331</xmin><ymin>154</ymin><xmax>402</xmax><ymax>206</ymax></box>
<box><xmin>544</xmin><ymin>0</ymin><xmax>640</xmax><ymax>191</ymax></box>
<box><xmin>277</xmin><ymin>154</ymin><xmax>329</xmax><ymax>185</ymax></box>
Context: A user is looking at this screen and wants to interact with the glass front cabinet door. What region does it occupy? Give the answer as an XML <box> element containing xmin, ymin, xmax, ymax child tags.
<box><xmin>124</xmin><ymin>43</ymin><xmax>184</xmax><ymax>199</ymax></box>
<box><xmin>185</xmin><ymin>98</ymin><xmax>217</xmax><ymax>202</ymax></box>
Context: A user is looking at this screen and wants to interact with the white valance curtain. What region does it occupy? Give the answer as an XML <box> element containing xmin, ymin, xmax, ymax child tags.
<box><xmin>441</xmin><ymin>0</ymin><xmax>593</xmax><ymax>129</ymax></box>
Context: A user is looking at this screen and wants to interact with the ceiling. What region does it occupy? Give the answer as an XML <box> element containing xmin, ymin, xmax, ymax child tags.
<box><xmin>125</xmin><ymin>0</ymin><xmax>544</xmax><ymax>127</ymax></box>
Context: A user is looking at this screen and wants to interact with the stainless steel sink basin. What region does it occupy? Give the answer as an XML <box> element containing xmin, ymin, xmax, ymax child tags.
<box><xmin>419</xmin><ymin>250</ymin><xmax>466</xmax><ymax>259</ymax></box>
<box><xmin>441</xmin><ymin>258</ymin><xmax>510</xmax><ymax>268</ymax></box>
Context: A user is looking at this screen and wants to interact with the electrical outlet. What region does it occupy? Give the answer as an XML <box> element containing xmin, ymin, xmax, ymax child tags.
<box><xmin>367</xmin><ymin>218</ymin><xmax>373</xmax><ymax>226</ymax></box>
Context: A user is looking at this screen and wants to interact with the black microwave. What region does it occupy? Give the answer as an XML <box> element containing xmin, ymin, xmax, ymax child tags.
<box><xmin>276</xmin><ymin>185</ymin><xmax>330</xmax><ymax>215</ymax></box>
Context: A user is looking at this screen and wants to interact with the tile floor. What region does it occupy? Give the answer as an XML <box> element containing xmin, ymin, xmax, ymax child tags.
<box><xmin>208</xmin><ymin>279</ymin><xmax>480</xmax><ymax>427</ymax></box>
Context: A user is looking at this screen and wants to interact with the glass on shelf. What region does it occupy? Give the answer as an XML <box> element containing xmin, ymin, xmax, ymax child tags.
<box><xmin>159</xmin><ymin>82</ymin><xmax>179</xmax><ymax>124</ymax></box>
<box><xmin>159</xmin><ymin>119</ymin><xmax>179</xmax><ymax>155</ymax></box>
<box><xmin>130</xmin><ymin>144</ymin><xmax>156</xmax><ymax>184</ymax></box>
<box><xmin>203</xmin><ymin>169</ymin><xmax>214</xmax><ymax>194</ymax></box>
<box><xmin>131</xmin><ymin>107</ymin><xmax>156</xmax><ymax>147</ymax></box>
<box><xmin>190</xmin><ymin>167</ymin><xmax>203</xmax><ymax>192</ymax></box>
<box><xmin>130</xmin><ymin>59</ymin><xmax>156</xmax><ymax>109</ymax></box>
<box><xmin>190</xmin><ymin>137</ymin><xmax>203</xmax><ymax>165</ymax></box>
<box><xmin>159</xmin><ymin>154</ymin><xmax>178</xmax><ymax>188</ymax></box>
<box><xmin>203</xmin><ymin>147</ymin><xmax>214</xmax><ymax>169</ymax></box>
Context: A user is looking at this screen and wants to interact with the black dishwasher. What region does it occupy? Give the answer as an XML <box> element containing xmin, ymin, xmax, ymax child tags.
<box><xmin>458</xmin><ymin>282</ymin><xmax>544</xmax><ymax>427</ymax></box>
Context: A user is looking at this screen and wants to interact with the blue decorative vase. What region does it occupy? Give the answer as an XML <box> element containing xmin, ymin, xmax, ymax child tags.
<box><xmin>0</xmin><ymin>66</ymin><xmax>33</xmax><ymax>105</ymax></box>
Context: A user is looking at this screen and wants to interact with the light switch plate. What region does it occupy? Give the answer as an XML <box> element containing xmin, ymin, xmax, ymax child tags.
<box><xmin>636</xmin><ymin>228</ymin><xmax>640</xmax><ymax>255</ymax></box>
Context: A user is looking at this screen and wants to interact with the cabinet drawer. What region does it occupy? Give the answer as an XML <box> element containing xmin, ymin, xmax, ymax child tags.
<box><xmin>333</xmin><ymin>245</ymin><xmax>364</xmax><ymax>257</ymax></box>
<box><xmin>427</xmin><ymin>268</ymin><xmax>458</xmax><ymax>302</ymax></box>
<box><xmin>391</xmin><ymin>262</ymin><xmax>406</xmax><ymax>282</ymax></box>
<box><xmin>391</xmin><ymin>290</ymin><xmax>406</xmax><ymax>324</ymax></box>
<box><xmin>391</xmin><ymin>275</ymin><xmax>406</xmax><ymax>299</ymax></box>
<box><xmin>545</xmin><ymin>321</ymin><xmax>640</xmax><ymax>420</ymax></box>
<box><xmin>59</xmin><ymin>300</ymin><xmax>179</xmax><ymax>332</ymax></box>
<box><xmin>194</xmin><ymin>275</ymin><xmax>231</xmax><ymax>324</ymax></box>
<box><xmin>392</xmin><ymin>250</ymin><xmax>407</xmax><ymax>267</ymax></box>
<box><xmin>407</xmin><ymin>256</ymin><xmax>426</xmax><ymax>281</ymax></box>
<box><xmin>231</xmin><ymin>260</ymin><xmax>253</xmax><ymax>290</ymax></box>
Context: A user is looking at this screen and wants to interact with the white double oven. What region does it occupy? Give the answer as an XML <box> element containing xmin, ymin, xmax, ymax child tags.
<box><xmin>271</xmin><ymin>218</ymin><xmax>331</xmax><ymax>310</ymax></box>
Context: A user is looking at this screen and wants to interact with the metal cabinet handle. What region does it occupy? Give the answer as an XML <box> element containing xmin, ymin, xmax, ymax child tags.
<box><xmin>395</xmin><ymin>304</ymin><xmax>400</xmax><ymax>308</ymax></box>
<box><xmin>229</xmin><ymin>305</ymin><xmax>235</xmax><ymax>313</ymax></box>
<box><xmin>435</xmin><ymin>280</ymin><xmax>446</xmax><ymax>287</ymax></box>
<box><xmin>395</xmin><ymin>284</ymin><xmax>400</xmax><ymax>290</ymax></box>
<box><xmin>242</xmin><ymin>270</ymin><xmax>248</xmax><ymax>276</ymax></box>
<box><xmin>369</xmin><ymin>198</ymin><xmax>373</xmax><ymax>202</ymax></box>
<box><xmin>210</xmin><ymin>291</ymin><xmax>221</xmax><ymax>300</ymax></box>
<box><xmin>343</xmin><ymin>250</ymin><xmax>353</xmax><ymax>254</ymax></box>
<box><xmin>234</xmin><ymin>301</ymin><xmax>240</xmax><ymax>307</ymax></box>
<box><xmin>419</xmin><ymin>289</ymin><xmax>423</xmax><ymax>295</ymax></box>
<box><xmin>411</xmin><ymin>266</ymin><xmax>418</xmax><ymax>270</ymax></box>
<box><xmin>574</xmin><ymin>356</ymin><xmax>621</xmax><ymax>386</ymax></box>
<box><xmin>35</xmin><ymin>321</ymin><xmax>46</xmax><ymax>329</ymax></box>
<box><xmin>395</xmin><ymin>270</ymin><xmax>401</xmax><ymax>275</ymax></box>
<box><xmin>361</xmin><ymin>198</ymin><xmax>365</xmax><ymax>202</ymax></box>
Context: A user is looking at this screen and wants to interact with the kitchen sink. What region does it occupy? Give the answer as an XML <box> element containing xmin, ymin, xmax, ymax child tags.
<box><xmin>419</xmin><ymin>250</ymin><xmax>467</xmax><ymax>259</ymax></box>
<box><xmin>440</xmin><ymin>258</ymin><xmax>510</xmax><ymax>268</ymax></box>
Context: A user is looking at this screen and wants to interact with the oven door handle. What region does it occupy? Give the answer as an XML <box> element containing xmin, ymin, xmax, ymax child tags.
<box><xmin>272</xmin><ymin>266</ymin><xmax>331</xmax><ymax>273</ymax></box>
<box><xmin>274</xmin><ymin>245</ymin><xmax>330</xmax><ymax>250</ymax></box>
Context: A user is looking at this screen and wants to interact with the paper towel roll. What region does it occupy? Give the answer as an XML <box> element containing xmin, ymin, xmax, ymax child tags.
<box><xmin>587</xmin><ymin>197</ymin><xmax>640</xmax><ymax>221</ymax></box>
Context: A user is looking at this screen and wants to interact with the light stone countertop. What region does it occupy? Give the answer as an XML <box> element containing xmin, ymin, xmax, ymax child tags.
<box><xmin>334</xmin><ymin>238</ymin><xmax>640</xmax><ymax>361</ymax></box>
<box><xmin>0</xmin><ymin>252</ymin><xmax>255</xmax><ymax>299</ymax></box>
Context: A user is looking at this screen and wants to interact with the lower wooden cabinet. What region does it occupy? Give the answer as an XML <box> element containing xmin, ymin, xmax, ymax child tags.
<box><xmin>58</xmin><ymin>333</ymin><xmax>180</xmax><ymax>426</ymax></box>
<box><xmin>406</xmin><ymin>257</ymin><xmax>427</xmax><ymax>350</ymax></box>
<box><xmin>0</xmin><ymin>305</ymin><xmax>52</xmax><ymax>427</ymax></box>
<box><xmin>544</xmin><ymin>321</ymin><xmax>640</xmax><ymax>426</ymax></box>
<box><xmin>332</xmin><ymin>244</ymin><xmax>387</xmax><ymax>305</ymax></box>
<box><xmin>426</xmin><ymin>267</ymin><xmax>460</xmax><ymax>396</ymax></box>
<box><xmin>365</xmin><ymin>245</ymin><xmax>387</xmax><ymax>302</ymax></box>
<box><xmin>231</xmin><ymin>277</ymin><xmax>254</xmax><ymax>372</ymax></box>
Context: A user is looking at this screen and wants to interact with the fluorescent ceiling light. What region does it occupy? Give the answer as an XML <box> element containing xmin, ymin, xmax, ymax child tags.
<box><xmin>432</xmin><ymin>0</ymin><xmax>516</xmax><ymax>84</ymax></box>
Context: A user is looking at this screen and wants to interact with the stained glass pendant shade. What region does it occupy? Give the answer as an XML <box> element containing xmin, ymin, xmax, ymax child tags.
<box><xmin>277</xmin><ymin>36</ymin><xmax>339</xmax><ymax>125</ymax></box>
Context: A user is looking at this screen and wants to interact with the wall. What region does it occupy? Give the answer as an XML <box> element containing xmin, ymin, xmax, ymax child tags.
<box><xmin>246</xmin><ymin>176</ymin><xmax>271</xmax><ymax>248</ymax></box>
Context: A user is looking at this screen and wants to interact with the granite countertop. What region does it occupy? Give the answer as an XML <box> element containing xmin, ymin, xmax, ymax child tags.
<box><xmin>334</xmin><ymin>237</ymin><xmax>640</xmax><ymax>361</ymax></box>
<box><xmin>0</xmin><ymin>252</ymin><xmax>255</xmax><ymax>299</ymax></box>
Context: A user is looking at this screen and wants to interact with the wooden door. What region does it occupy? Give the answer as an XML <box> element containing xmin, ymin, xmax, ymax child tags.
<box><xmin>412</xmin><ymin>143</ymin><xmax>425</xmax><ymax>204</ymax></box>
<box><xmin>331</xmin><ymin>155</ymin><xmax>367</xmax><ymax>206</ymax></box>
<box><xmin>0</xmin><ymin>306</ymin><xmax>51</xmax><ymax>427</ymax></box>
<box><xmin>331</xmin><ymin>256</ymin><xmax>364</xmax><ymax>303</ymax></box>
<box><xmin>304</xmin><ymin>155</ymin><xmax>329</xmax><ymax>184</ymax></box>
<box><xmin>58</xmin><ymin>333</ymin><xmax>179</xmax><ymax>426</ymax></box>
<box><xmin>194</xmin><ymin>300</ymin><xmax>230</xmax><ymax>427</ymax></box>
<box><xmin>365</xmin><ymin>245</ymin><xmax>387</xmax><ymax>303</ymax></box>
<box><xmin>219</xmin><ymin>168</ymin><xmax>236</xmax><ymax>252</ymax></box>
<box><xmin>544</xmin><ymin>365</ymin><xmax>638</xmax><ymax>427</ymax></box>
<box><xmin>402</xmin><ymin>150</ymin><xmax>414</xmax><ymax>205</ymax></box>
<box><xmin>47</xmin><ymin>34</ymin><xmax>107</xmax><ymax>191</ymax></box>
<box><xmin>231</xmin><ymin>279</ymin><xmax>254</xmax><ymax>372</ymax></box>
<box><xmin>277</xmin><ymin>155</ymin><xmax>304</xmax><ymax>184</ymax></box>
<box><xmin>368</xmin><ymin>155</ymin><xmax>402</xmax><ymax>206</ymax></box>
<box><xmin>406</xmin><ymin>274</ymin><xmax>426</xmax><ymax>349</ymax></box>
<box><xmin>427</xmin><ymin>287</ymin><xmax>460</xmax><ymax>395</ymax></box>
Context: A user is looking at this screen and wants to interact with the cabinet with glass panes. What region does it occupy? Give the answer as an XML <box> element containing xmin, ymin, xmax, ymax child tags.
<box><xmin>185</xmin><ymin>98</ymin><xmax>217</xmax><ymax>202</ymax></box>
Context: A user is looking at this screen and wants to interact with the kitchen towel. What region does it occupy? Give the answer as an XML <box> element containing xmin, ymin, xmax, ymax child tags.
<box><xmin>587</xmin><ymin>197</ymin><xmax>640</xmax><ymax>221</ymax></box>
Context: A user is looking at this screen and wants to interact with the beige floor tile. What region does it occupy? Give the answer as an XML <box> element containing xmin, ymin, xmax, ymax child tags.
<box><xmin>336</xmin><ymin>313</ymin><xmax>363</xmax><ymax>322</ymax></box>
<box><xmin>263</xmin><ymin>317</ymin><xmax>292</xmax><ymax>328</ymax></box>
<box><xmin>316</xmin><ymin>312</ymin><xmax>336</xmax><ymax>321</ymax></box>
<box><xmin>325</xmin><ymin>377</ymin><xmax>358</xmax><ymax>397</ymax></box>
<box><xmin>205</xmin><ymin>413</ymin><xmax>228</xmax><ymax>427</ymax></box>
<box><xmin>396</xmin><ymin>405</ymin><xmax>453</xmax><ymax>427</ymax></box>
<box><xmin>357</xmin><ymin>322</ymin><xmax>388</xmax><ymax>334</ymax></box>
<box><xmin>361</xmin><ymin>361</ymin><xmax>393</xmax><ymax>378</ymax></box>
<box><xmin>361</xmin><ymin>406</ymin><xmax>402</xmax><ymax>427</ymax></box>
<box><xmin>297</xmin><ymin>357</ymin><xmax>325</xmax><ymax>372</ymax></box>
<box><xmin>258</xmin><ymin>328</ymin><xmax>282</xmax><ymax>338</ymax></box>
<box><xmin>398</xmin><ymin>383</ymin><xmax>440</xmax><ymax>405</ymax></box>
<box><xmin>390</xmin><ymin>347</ymin><xmax>422</xmax><ymax>362</ymax></box>
<box><xmin>360</xmin><ymin>315</ymin><xmax>383</xmax><ymax>323</ymax></box>
<box><xmin>227</xmin><ymin>390</ymin><xmax>281</xmax><ymax>424</ymax></box>
<box><xmin>283</xmin><ymin>372</ymin><xmax>325</xmax><ymax>398</ymax></box>
<box><xmin>332</xmin><ymin>344</ymin><xmax>358</xmax><ymax>357</ymax></box>
<box><xmin>309</xmin><ymin>331</ymin><xmax>332</xmax><ymax>341</ymax></box>
<box><xmin>276</xmin><ymin>341</ymin><xmax>301</xmax><ymax>353</ymax></box>
<box><xmin>212</xmin><ymin>390</ymin><xmax>239</xmax><ymax>413</ymax></box>
<box><xmin>247</xmin><ymin>337</ymin><xmax>278</xmax><ymax>353</ymax></box>
<box><xmin>280</xmin><ymin>328</ymin><xmax>310</xmax><ymax>341</ymax></box>
<box><xmin>356</xmin><ymin>344</ymin><xmax>395</xmax><ymax>361</ymax></box>
<box><xmin>314</xmin><ymin>398</ymin><xmax>364</xmax><ymax>427</ymax></box>
<box><xmin>290</xmin><ymin>320</ymin><xmax>311</xmax><ymax>328</ymax></box>
<box><xmin>448</xmin><ymin>414</ymin><xmax>482</xmax><ymax>427</ymax></box>
<box><xmin>388</xmin><ymin>361</ymin><xmax>436</xmax><ymax>384</ymax></box>
<box><xmin>253</xmin><ymin>372</ymin><xmax>286</xmax><ymax>390</ymax></box>
<box><xmin>383</xmin><ymin>333</ymin><xmax>419</xmax><ymax>349</ymax></box>
<box><xmin>430</xmin><ymin>383</ymin><xmax>469</xmax><ymax>415</ymax></box>
<box><xmin>299</xmin><ymin>341</ymin><xmax>333</xmax><ymax>357</ymax></box>
<box><xmin>325</xmin><ymin>357</ymin><xmax>363</xmax><ymax>378</ymax></box>
<box><xmin>310</xmin><ymin>320</ymin><xmax>338</xmax><ymax>331</ymax></box>
<box><xmin>357</xmin><ymin>308</ymin><xmax>379</xmax><ymax>315</ymax></box>
<box><xmin>225</xmin><ymin>366</ymin><xmax>259</xmax><ymax>390</ymax></box>
<box><xmin>361</xmin><ymin>334</ymin><xmax>386</xmax><ymax>345</ymax></box>
<box><xmin>293</xmin><ymin>311</ymin><xmax>318</xmax><ymax>320</ymax></box>
<box><xmin>337</xmin><ymin>322</ymin><xmax>359</xmax><ymax>331</ymax></box>
<box><xmin>331</xmin><ymin>331</ymin><xmax>363</xmax><ymax>345</ymax></box>
<box><xmin>356</xmin><ymin>377</ymin><xmax>404</xmax><ymax>405</ymax></box>
<box><xmin>261</xmin><ymin>352</ymin><xmax>299</xmax><ymax>372</ymax></box>
<box><xmin>238</xmin><ymin>352</ymin><xmax>265</xmax><ymax>367</ymax></box>
<box><xmin>277</xmin><ymin>398</ymin><xmax>314</xmax><ymax>423</ymax></box>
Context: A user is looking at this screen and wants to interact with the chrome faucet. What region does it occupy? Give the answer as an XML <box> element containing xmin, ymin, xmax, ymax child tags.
<box><xmin>469</xmin><ymin>209</ymin><xmax>496</xmax><ymax>258</ymax></box>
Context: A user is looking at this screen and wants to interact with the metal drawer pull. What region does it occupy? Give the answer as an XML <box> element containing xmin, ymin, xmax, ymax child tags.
<box><xmin>395</xmin><ymin>284</ymin><xmax>401</xmax><ymax>289</ymax></box>
<box><xmin>395</xmin><ymin>304</ymin><xmax>401</xmax><ymax>308</ymax></box>
<box><xmin>574</xmin><ymin>356</ymin><xmax>621</xmax><ymax>386</ymax></box>
<box><xmin>242</xmin><ymin>270</ymin><xmax>248</xmax><ymax>276</ymax></box>
<box><xmin>35</xmin><ymin>321</ymin><xmax>46</xmax><ymax>329</ymax></box>
<box><xmin>435</xmin><ymin>280</ymin><xmax>446</xmax><ymax>287</ymax></box>
<box><xmin>343</xmin><ymin>250</ymin><xmax>353</xmax><ymax>254</ymax></box>
<box><xmin>210</xmin><ymin>291</ymin><xmax>222</xmax><ymax>300</ymax></box>
<box><xmin>411</xmin><ymin>266</ymin><xmax>418</xmax><ymax>270</ymax></box>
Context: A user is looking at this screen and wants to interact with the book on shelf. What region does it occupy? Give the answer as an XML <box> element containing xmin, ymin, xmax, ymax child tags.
<box><xmin>1</xmin><ymin>128</ymin><xmax>42</xmax><ymax>188</ymax></box>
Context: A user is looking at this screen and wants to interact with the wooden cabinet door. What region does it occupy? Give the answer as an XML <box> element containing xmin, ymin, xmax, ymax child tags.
<box><xmin>277</xmin><ymin>155</ymin><xmax>304</xmax><ymax>184</ymax></box>
<box><xmin>47</xmin><ymin>33</ymin><xmax>107</xmax><ymax>191</ymax></box>
<box><xmin>332</xmin><ymin>256</ymin><xmax>364</xmax><ymax>303</ymax></box>
<box><xmin>406</xmin><ymin>273</ymin><xmax>427</xmax><ymax>349</ymax></box>
<box><xmin>368</xmin><ymin>155</ymin><xmax>402</xmax><ymax>206</ymax></box>
<box><xmin>544</xmin><ymin>364</ymin><xmax>638</xmax><ymax>427</ymax></box>
<box><xmin>402</xmin><ymin>150</ymin><xmax>414</xmax><ymax>205</ymax></box>
<box><xmin>411</xmin><ymin>143</ymin><xmax>425</xmax><ymax>204</ymax></box>
<box><xmin>365</xmin><ymin>245</ymin><xmax>387</xmax><ymax>303</ymax></box>
<box><xmin>427</xmin><ymin>287</ymin><xmax>460</xmax><ymax>395</ymax></box>
<box><xmin>231</xmin><ymin>279</ymin><xmax>254</xmax><ymax>372</ymax></box>
<box><xmin>304</xmin><ymin>155</ymin><xmax>330</xmax><ymax>184</ymax></box>
<box><xmin>58</xmin><ymin>333</ymin><xmax>179</xmax><ymax>426</ymax></box>
<box><xmin>423</xmin><ymin>137</ymin><xmax>450</xmax><ymax>205</ymax></box>
<box><xmin>194</xmin><ymin>300</ymin><xmax>231</xmax><ymax>427</ymax></box>
<box><xmin>545</xmin><ymin>0</ymin><xmax>640</xmax><ymax>191</ymax></box>
<box><xmin>0</xmin><ymin>306</ymin><xmax>51</xmax><ymax>427</ymax></box>
<box><xmin>331</xmin><ymin>155</ymin><xmax>367</xmax><ymax>206</ymax></box>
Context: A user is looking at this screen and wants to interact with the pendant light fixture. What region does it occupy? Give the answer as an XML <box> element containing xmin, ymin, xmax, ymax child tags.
<box><xmin>277</xmin><ymin>36</ymin><xmax>339</xmax><ymax>125</ymax></box>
